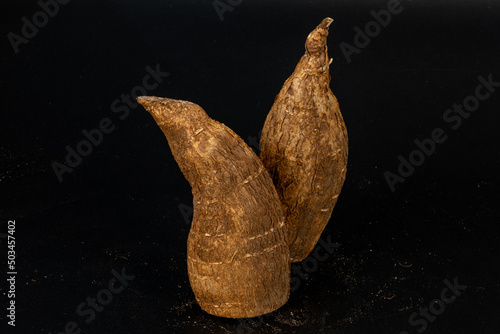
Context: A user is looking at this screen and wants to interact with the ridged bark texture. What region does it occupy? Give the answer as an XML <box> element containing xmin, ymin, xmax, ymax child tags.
<box><xmin>259</xmin><ymin>18</ymin><xmax>348</xmax><ymax>263</ymax></box>
<box><xmin>138</xmin><ymin>96</ymin><xmax>290</xmax><ymax>318</ymax></box>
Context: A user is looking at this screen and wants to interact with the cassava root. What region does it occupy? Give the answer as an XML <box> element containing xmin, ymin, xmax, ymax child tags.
<box><xmin>138</xmin><ymin>96</ymin><xmax>290</xmax><ymax>318</ymax></box>
<box><xmin>259</xmin><ymin>17</ymin><xmax>349</xmax><ymax>263</ymax></box>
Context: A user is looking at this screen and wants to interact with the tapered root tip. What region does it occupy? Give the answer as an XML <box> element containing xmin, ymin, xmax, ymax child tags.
<box><xmin>137</xmin><ymin>96</ymin><xmax>196</xmax><ymax>108</ymax></box>
<box><xmin>321</xmin><ymin>17</ymin><xmax>334</xmax><ymax>29</ymax></box>
<box><xmin>305</xmin><ymin>17</ymin><xmax>333</xmax><ymax>55</ymax></box>
<box><xmin>137</xmin><ymin>96</ymin><xmax>196</xmax><ymax>113</ymax></box>
<box><xmin>137</xmin><ymin>96</ymin><xmax>203</xmax><ymax>124</ymax></box>
<box><xmin>136</xmin><ymin>96</ymin><xmax>148</xmax><ymax>105</ymax></box>
<box><xmin>136</xmin><ymin>96</ymin><xmax>159</xmax><ymax>110</ymax></box>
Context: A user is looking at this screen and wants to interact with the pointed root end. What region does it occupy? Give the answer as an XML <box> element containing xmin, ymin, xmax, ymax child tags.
<box><xmin>305</xmin><ymin>17</ymin><xmax>334</xmax><ymax>55</ymax></box>
<box><xmin>322</xmin><ymin>17</ymin><xmax>334</xmax><ymax>29</ymax></box>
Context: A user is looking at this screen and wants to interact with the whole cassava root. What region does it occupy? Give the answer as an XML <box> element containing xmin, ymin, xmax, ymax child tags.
<box><xmin>259</xmin><ymin>18</ymin><xmax>348</xmax><ymax>263</ymax></box>
<box><xmin>137</xmin><ymin>96</ymin><xmax>290</xmax><ymax>318</ymax></box>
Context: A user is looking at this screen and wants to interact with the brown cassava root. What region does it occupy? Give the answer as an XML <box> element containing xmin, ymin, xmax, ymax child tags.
<box><xmin>138</xmin><ymin>96</ymin><xmax>290</xmax><ymax>318</ymax></box>
<box><xmin>259</xmin><ymin>18</ymin><xmax>349</xmax><ymax>263</ymax></box>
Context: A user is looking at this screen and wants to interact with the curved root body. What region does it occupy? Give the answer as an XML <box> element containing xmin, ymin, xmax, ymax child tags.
<box><xmin>138</xmin><ymin>96</ymin><xmax>290</xmax><ymax>318</ymax></box>
<box><xmin>259</xmin><ymin>18</ymin><xmax>348</xmax><ymax>263</ymax></box>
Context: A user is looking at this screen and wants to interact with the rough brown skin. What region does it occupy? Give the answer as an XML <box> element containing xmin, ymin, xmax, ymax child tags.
<box><xmin>137</xmin><ymin>96</ymin><xmax>290</xmax><ymax>318</ymax></box>
<box><xmin>259</xmin><ymin>18</ymin><xmax>348</xmax><ymax>263</ymax></box>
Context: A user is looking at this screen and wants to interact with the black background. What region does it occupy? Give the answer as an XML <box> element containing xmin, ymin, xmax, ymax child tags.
<box><xmin>1</xmin><ymin>0</ymin><xmax>499</xmax><ymax>333</ymax></box>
